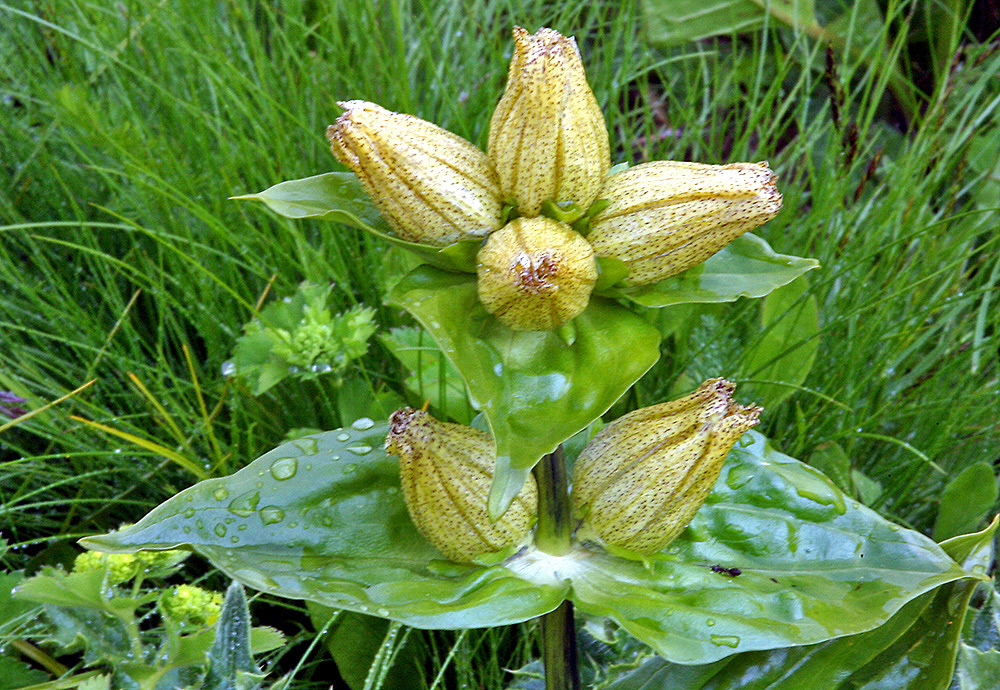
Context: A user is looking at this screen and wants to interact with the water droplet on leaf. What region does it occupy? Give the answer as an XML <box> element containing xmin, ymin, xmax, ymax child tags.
<box><xmin>269</xmin><ymin>457</ymin><xmax>298</xmax><ymax>480</ymax></box>
<box><xmin>259</xmin><ymin>506</ymin><xmax>285</xmax><ymax>525</ymax></box>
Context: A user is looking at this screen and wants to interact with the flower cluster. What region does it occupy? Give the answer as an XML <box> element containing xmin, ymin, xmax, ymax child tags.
<box><xmin>328</xmin><ymin>27</ymin><xmax>781</xmax><ymax>332</ymax></box>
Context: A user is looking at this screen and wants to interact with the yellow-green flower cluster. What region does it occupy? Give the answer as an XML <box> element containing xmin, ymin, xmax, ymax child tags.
<box><xmin>74</xmin><ymin>549</ymin><xmax>188</xmax><ymax>583</ymax></box>
<box><xmin>74</xmin><ymin>551</ymin><xmax>141</xmax><ymax>584</ymax></box>
<box><xmin>158</xmin><ymin>585</ymin><xmax>224</xmax><ymax>629</ymax></box>
<box><xmin>328</xmin><ymin>27</ymin><xmax>782</xmax><ymax>332</ymax></box>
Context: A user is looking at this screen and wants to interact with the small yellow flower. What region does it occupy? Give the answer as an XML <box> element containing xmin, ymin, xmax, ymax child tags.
<box><xmin>328</xmin><ymin>100</ymin><xmax>502</xmax><ymax>246</ymax></box>
<box><xmin>488</xmin><ymin>27</ymin><xmax>610</xmax><ymax>217</ymax></box>
<box><xmin>385</xmin><ymin>407</ymin><xmax>538</xmax><ymax>562</ymax></box>
<box><xmin>572</xmin><ymin>379</ymin><xmax>761</xmax><ymax>554</ymax></box>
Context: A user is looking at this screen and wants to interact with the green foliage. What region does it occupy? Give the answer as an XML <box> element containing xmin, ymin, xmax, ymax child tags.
<box><xmin>1</xmin><ymin>0</ymin><xmax>998</xmax><ymax>685</ymax></box>
<box><xmin>231</xmin><ymin>282</ymin><xmax>377</xmax><ymax>395</ymax></box>
<box><xmin>83</xmin><ymin>426</ymin><xmax>975</xmax><ymax>666</ymax></box>
<box><xmin>606</xmin><ymin>517</ymin><xmax>996</xmax><ymax>689</ymax></box>
<box><xmin>934</xmin><ymin>463</ymin><xmax>999</xmax><ymax>541</ymax></box>
<box><xmin>10</xmin><ymin>554</ymin><xmax>282</xmax><ymax>690</ymax></box>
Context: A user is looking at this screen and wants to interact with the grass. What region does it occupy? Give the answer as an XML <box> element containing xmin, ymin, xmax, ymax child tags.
<box><xmin>1</xmin><ymin>0</ymin><xmax>998</xmax><ymax>686</ymax></box>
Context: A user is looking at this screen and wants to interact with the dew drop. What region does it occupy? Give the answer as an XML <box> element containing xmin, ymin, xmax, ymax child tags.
<box><xmin>269</xmin><ymin>457</ymin><xmax>298</xmax><ymax>480</ymax></box>
<box><xmin>343</xmin><ymin>463</ymin><xmax>358</xmax><ymax>474</ymax></box>
<box><xmin>336</xmin><ymin>431</ymin><xmax>351</xmax><ymax>442</ymax></box>
<box><xmin>346</xmin><ymin>445</ymin><xmax>372</xmax><ymax>456</ymax></box>
<box><xmin>351</xmin><ymin>417</ymin><xmax>375</xmax><ymax>430</ymax></box>
<box><xmin>706</xmin><ymin>618</ymin><xmax>716</xmax><ymax>627</ymax></box>
<box><xmin>182</xmin><ymin>508</ymin><xmax>196</xmax><ymax>518</ymax></box>
<box><xmin>214</xmin><ymin>523</ymin><xmax>227</xmax><ymax>537</ymax></box>
<box><xmin>213</xmin><ymin>488</ymin><xmax>229</xmax><ymax>501</ymax></box>
<box><xmin>710</xmin><ymin>634</ymin><xmax>740</xmax><ymax>648</ymax></box>
<box><xmin>182</xmin><ymin>525</ymin><xmax>191</xmax><ymax>533</ymax></box>
<box><xmin>238</xmin><ymin>524</ymin><xmax>247</xmax><ymax>531</ymax></box>
<box><xmin>220</xmin><ymin>361</ymin><xmax>236</xmax><ymax>377</ymax></box>
<box><xmin>229</xmin><ymin>491</ymin><xmax>261</xmax><ymax>517</ymax></box>
<box><xmin>195</xmin><ymin>519</ymin><xmax>204</xmax><ymax>529</ymax></box>
<box><xmin>259</xmin><ymin>506</ymin><xmax>285</xmax><ymax>525</ymax></box>
<box><xmin>331</xmin><ymin>455</ymin><xmax>340</xmax><ymax>461</ymax></box>
<box><xmin>288</xmin><ymin>521</ymin><xmax>298</xmax><ymax>528</ymax></box>
<box><xmin>293</xmin><ymin>438</ymin><xmax>319</xmax><ymax>455</ymax></box>
<box><xmin>376</xmin><ymin>607</ymin><xmax>390</xmax><ymax>617</ymax></box>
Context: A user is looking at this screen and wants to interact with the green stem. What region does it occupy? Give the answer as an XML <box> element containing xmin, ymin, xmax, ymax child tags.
<box><xmin>541</xmin><ymin>601</ymin><xmax>581</xmax><ymax>690</ymax></box>
<box><xmin>532</xmin><ymin>446</ymin><xmax>581</xmax><ymax>690</ymax></box>
<box><xmin>533</xmin><ymin>445</ymin><xmax>573</xmax><ymax>556</ymax></box>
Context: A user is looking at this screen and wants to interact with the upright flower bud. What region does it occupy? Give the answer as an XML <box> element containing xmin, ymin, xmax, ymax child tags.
<box><xmin>488</xmin><ymin>27</ymin><xmax>610</xmax><ymax>217</ymax></box>
<box><xmin>328</xmin><ymin>101</ymin><xmax>502</xmax><ymax>246</ymax></box>
<box><xmin>587</xmin><ymin>161</ymin><xmax>782</xmax><ymax>286</ymax></box>
<box><xmin>572</xmin><ymin>379</ymin><xmax>762</xmax><ymax>555</ymax></box>
<box><xmin>385</xmin><ymin>407</ymin><xmax>538</xmax><ymax>562</ymax></box>
<box><xmin>477</xmin><ymin>217</ymin><xmax>598</xmax><ymax>331</ymax></box>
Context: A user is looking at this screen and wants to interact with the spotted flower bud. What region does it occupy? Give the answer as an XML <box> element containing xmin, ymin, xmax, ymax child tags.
<box><xmin>385</xmin><ymin>407</ymin><xmax>537</xmax><ymax>562</ymax></box>
<box><xmin>572</xmin><ymin>379</ymin><xmax>762</xmax><ymax>555</ymax></box>
<box><xmin>477</xmin><ymin>217</ymin><xmax>598</xmax><ymax>331</ymax></box>
<box><xmin>488</xmin><ymin>27</ymin><xmax>610</xmax><ymax>217</ymax></box>
<box><xmin>587</xmin><ymin>161</ymin><xmax>782</xmax><ymax>286</ymax></box>
<box><xmin>328</xmin><ymin>100</ymin><xmax>502</xmax><ymax>246</ymax></box>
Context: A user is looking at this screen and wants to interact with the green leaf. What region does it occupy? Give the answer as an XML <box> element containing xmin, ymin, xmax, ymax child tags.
<box><xmin>615</xmin><ymin>234</ymin><xmax>819</xmax><ymax>308</ymax></box>
<box><xmin>0</xmin><ymin>570</ymin><xmax>37</xmax><ymax>631</ymax></box>
<box><xmin>606</xmin><ymin>518</ymin><xmax>994</xmax><ymax>689</ymax></box>
<box><xmin>83</xmin><ymin>428</ymin><xmax>969</xmax><ymax>667</ymax></box>
<box><xmin>954</xmin><ymin>644</ymin><xmax>1000</xmax><ymax>690</ymax></box>
<box><xmin>641</xmin><ymin>0</ymin><xmax>819</xmax><ymax>49</ymax></box>
<box><xmin>933</xmin><ymin>462</ymin><xmax>998</xmax><ymax>541</ymax></box>
<box><xmin>380</xmin><ymin>326</ymin><xmax>475</xmax><ymax>424</ymax></box>
<box><xmin>0</xmin><ymin>656</ymin><xmax>49</xmax><ymax>689</ymax></box>
<box><xmin>203</xmin><ymin>582</ymin><xmax>264</xmax><ymax>690</ymax></box>
<box><xmin>14</xmin><ymin>569</ymin><xmax>109</xmax><ymax>609</ymax></box>
<box><xmin>233</xmin><ymin>172</ymin><xmax>481</xmax><ymax>273</ymax></box>
<box><xmin>388</xmin><ymin>265</ymin><xmax>661</xmax><ymax>517</ymax></box>
<box><xmin>81</xmin><ymin>423</ymin><xmax>569</xmax><ymax>630</ymax></box>
<box><xmin>307</xmin><ymin>605</ymin><xmax>423</xmax><ymax>690</ymax></box>
<box><xmin>741</xmin><ymin>275</ymin><xmax>819</xmax><ymax>408</ymax></box>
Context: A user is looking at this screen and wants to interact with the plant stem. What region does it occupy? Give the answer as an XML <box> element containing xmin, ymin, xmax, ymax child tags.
<box><xmin>541</xmin><ymin>600</ymin><xmax>581</xmax><ymax>690</ymax></box>
<box><xmin>533</xmin><ymin>445</ymin><xmax>572</xmax><ymax>556</ymax></box>
<box><xmin>533</xmin><ymin>446</ymin><xmax>581</xmax><ymax>690</ymax></box>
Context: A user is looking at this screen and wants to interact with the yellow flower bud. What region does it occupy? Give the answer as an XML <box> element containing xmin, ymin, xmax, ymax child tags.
<box><xmin>385</xmin><ymin>407</ymin><xmax>538</xmax><ymax>562</ymax></box>
<box><xmin>587</xmin><ymin>161</ymin><xmax>782</xmax><ymax>286</ymax></box>
<box><xmin>488</xmin><ymin>27</ymin><xmax>610</xmax><ymax>217</ymax></box>
<box><xmin>327</xmin><ymin>100</ymin><xmax>502</xmax><ymax>246</ymax></box>
<box><xmin>572</xmin><ymin>379</ymin><xmax>762</xmax><ymax>555</ymax></box>
<box><xmin>476</xmin><ymin>217</ymin><xmax>598</xmax><ymax>331</ymax></box>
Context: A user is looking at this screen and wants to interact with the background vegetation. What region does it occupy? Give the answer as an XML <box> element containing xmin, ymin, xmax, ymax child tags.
<box><xmin>1</xmin><ymin>0</ymin><xmax>998</xmax><ymax>687</ymax></box>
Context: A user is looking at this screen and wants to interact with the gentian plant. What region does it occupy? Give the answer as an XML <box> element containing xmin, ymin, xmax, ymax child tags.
<box><xmin>82</xmin><ymin>27</ymin><xmax>991</xmax><ymax>689</ymax></box>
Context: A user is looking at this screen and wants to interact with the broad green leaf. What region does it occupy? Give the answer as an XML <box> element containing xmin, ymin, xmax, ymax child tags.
<box><xmin>615</xmin><ymin>234</ymin><xmax>819</xmax><ymax>308</ymax></box>
<box><xmin>933</xmin><ymin>462</ymin><xmax>998</xmax><ymax>541</ymax></box>
<box><xmin>83</xmin><ymin>428</ymin><xmax>968</xmax><ymax>666</ymax></box>
<box><xmin>741</xmin><ymin>275</ymin><xmax>819</xmax><ymax>409</ymax></box>
<box><xmin>81</xmin><ymin>423</ymin><xmax>569</xmax><ymax>630</ymax></box>
<box><xmin>233</xmin><ymin>172</ymin><xmax>481</xmax><ymax>273</ymax></box>
<box><xmin>388</xmin><ymin>265</ymin><xmax>661</xmax><ymax>517</ymax></box>
<box><xmin>607</xmin><ymin>518</ymin><xmax>994</xmax><ymax>688</ymax></box>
